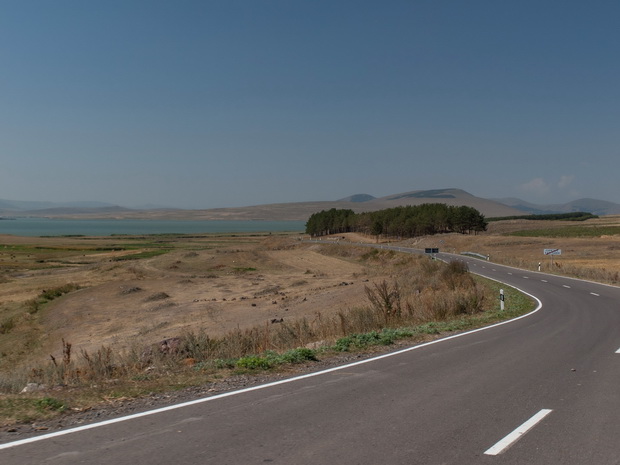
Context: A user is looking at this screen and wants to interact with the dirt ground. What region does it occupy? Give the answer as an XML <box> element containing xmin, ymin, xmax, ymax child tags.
<box><xmin>0</xmin><ymin>234</ymin><xmax>383</xmax><ymax>366</ymax></box>
<box><xmin>2</xmin><ymin>215</ymin><xmax>620</xmax><ymax>369</ymax></box>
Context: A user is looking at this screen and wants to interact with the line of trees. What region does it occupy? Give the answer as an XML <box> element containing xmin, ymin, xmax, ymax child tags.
<box><xmin>305</xmin><ymin>204</ymin><xmax>487</xmax><ymax>238</ymax></box>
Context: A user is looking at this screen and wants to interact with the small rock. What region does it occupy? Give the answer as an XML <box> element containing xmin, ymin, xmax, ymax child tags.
<box><xmin>21</xmin><ymin>383</ymin><xmax>46</xmax><ymax>393</ymax></box>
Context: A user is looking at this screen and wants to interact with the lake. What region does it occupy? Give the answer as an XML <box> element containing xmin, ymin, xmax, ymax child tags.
<box><xmin>0</xmin><ymin>218</ymin><xmax>306</xmax><ymax>237</ymax></box>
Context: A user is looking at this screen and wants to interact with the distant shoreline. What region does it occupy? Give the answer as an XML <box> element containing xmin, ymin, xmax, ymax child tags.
<box><xmin>0</xmin><ymin>218</ymin><xmax>306</xmax><ymax>237</ymax></box>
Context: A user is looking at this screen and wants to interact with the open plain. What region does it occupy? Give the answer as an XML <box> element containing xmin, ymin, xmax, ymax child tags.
<box><xmin>2</xmin><ymin>215</ymin><xmax>620</xmax><ymax>368</ymax></box>
<box><xmin>1</xmin><ymin>215</ymin><xmax>619</xmax><ymax>427</ymax></box>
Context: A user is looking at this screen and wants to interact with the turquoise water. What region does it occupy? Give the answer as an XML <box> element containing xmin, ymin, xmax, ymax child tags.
<box><xmin>0</xmin><ymin>218</ymin><xmax>306</xmax><ymax>237</ymax></box>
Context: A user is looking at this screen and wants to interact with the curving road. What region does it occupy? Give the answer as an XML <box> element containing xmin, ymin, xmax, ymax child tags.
<box><xmin>1</xmin><ymin>248</ymin><xmax>619</xmax><ymax>464</ymax></box>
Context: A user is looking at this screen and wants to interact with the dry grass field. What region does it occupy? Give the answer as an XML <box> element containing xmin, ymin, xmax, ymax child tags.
<box><xmin>405</xmin><ymin>215</ymin><xmax>620</xmax><ymax>282</ymax></box>
<box><xmin>2</xmin><ymin>215</ymin><xmax>619</xmax><ymax>369</ymax></box>
<box><xmin>0</xmin><ymin>215</ymin><xmax>619</xmax><ymax>426</ymax></box>
<box><xmin>0</xmin><ymin>233</ymin><xmax>376</xmax><ymax>368</ymax></box>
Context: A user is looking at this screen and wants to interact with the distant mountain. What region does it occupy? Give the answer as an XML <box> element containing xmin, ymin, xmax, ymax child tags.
<box><xmin>0</xmin><ymin>199</ymin><xmax>118</xmax><ymax>212</ymax></box>
<box><xmin>24</xmin><ymin>206</ymin><xmax>134</xmax><ymax>216</ymax></box>
<box><xmin>4</xmin><ymin>190</ymin><xmax>619</xmax><ymax>221</ymax></box>
<box><xmin>337</xmin><ymin>194</ymin><xmax>376</xmax><ymax>203</ymax></box>
<box><xmin>384</xmin><ymin>189</ymin><xmax>460</xmax><ymax>201</ymax></box>
<box><xmin>494</xmin><ymin>197</ymin><xmax>620</xmax><ymax>216</ymax></box>
<box><xmin>366</xmin><ymin>188</ymin><xmax>523</xmax><ymax>218</ymax></box>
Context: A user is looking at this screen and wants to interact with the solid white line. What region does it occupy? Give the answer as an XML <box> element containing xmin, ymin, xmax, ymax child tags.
<box><xmin>484</xmin><ymin>409</ymin><xmax>553</xmax><ymax>456</ymax></box>
<box><xmin>0</xmin><ymin>289</ymin><xmax>544</xmax><ymax>451</ymax></box>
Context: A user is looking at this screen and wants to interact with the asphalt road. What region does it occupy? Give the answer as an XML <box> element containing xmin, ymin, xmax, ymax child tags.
<box><xmin>2</xmin><ymin>248</ymin><xmax>619</xmax><ymax>464</ymax></box>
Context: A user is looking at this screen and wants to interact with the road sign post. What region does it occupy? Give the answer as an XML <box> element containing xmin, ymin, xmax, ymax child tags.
<box><xmin>500</xmin><ymin>289</ymin><xmax>505</xmax><ymax>311</ymax></box>
<box><xmin>424</xmin><ymin>248</ymin><xmax>439</xmax><ymax>259</ymax></box>
<box><xmin>544</xmin><ymin>248</ymin><xmax>562</xmax><ymax>267</ymax></box>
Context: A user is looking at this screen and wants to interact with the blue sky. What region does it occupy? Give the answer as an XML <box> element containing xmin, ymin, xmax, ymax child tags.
<box><xmin>1</xmin><ymin>1</ymin><xmax>619</xmax><ymax>209</ymax></box>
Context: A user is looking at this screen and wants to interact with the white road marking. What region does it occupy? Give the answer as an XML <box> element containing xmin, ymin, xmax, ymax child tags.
<box><xmin>0</xmin><ymin>289</ymin><xmax>544</xmax><ymax>451</ymax></box>
<box><xmin>541</xmin><ymin>280</ymin><xmax>548</xmax><ymax>283</ymax></box>
<box><xmin>563</xmin><ymin>285</ymin><xmax>571</xmax><ymax>288</ymax></box>
<box><xmin>484</xmin><ymin>409</ymin><xmax>553</xmax><ymax>456</ymax></box>
<box><xmin>507</xmin><ymin>272</ymin><xmax>513</xmax><ymax>275</ymax></box>
<box><xmin>615</xmin><ymin>348</ymin><xmax>620</xmax><ymax>354</ymax></box>
<box><xmin>522</xmin><ymin>276</ymin><xmax>529</xmax><ymax>279</ymax></box>
<box><xmin>590</xmin><ymin>292</ymin><xmax>600</xmax><ymax>297</ymax></box>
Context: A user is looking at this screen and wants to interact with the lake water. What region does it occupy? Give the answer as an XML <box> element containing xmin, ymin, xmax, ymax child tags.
<box><xmin>0</xmin><ymin>217</ymin><xmax>306</xmax><ymax>237</ymax></box>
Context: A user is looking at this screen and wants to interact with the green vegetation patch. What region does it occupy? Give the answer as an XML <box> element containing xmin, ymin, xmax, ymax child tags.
<box><xmin>488</xmin><ymin>212</ymin><xmax>597</xmax><ymax>222</ymax></box>
<box><xmin>0</xmin><ymin>396</ymin><xmax>66</xmax><ymax>424</ymax></box>
<box><xmin>26</xmin><ymin>283</ymin><xmax>82</xmax><ymax>314</ymax></box>
<box><xmin>235</xmin><ymin>348</ymin><xmax>318</xmax><ymax>371</ymax></box>
<box><xmin>506</xmin><ymin>225</ymin><xmax>620</xmax><ymax>238</ymax></box>
<box><xmin>112</xmin><ymin>249</ymin><xmax>172</xmax><ymax>260</ymax></box>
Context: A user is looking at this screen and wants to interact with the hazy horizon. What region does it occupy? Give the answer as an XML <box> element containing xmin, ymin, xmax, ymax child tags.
<box><xmin>2</xmin><ymin>2</ymin><xmax>619</xmax><ymax>209</ymax></box>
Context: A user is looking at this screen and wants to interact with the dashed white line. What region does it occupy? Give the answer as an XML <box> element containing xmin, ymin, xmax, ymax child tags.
<box><xmin>563</xmin><ymin>285</ymin><xmax>571</xmax><ymax>289</ymax></box>
<box><xmin>484</xmin><ymin>409</ymin><xmax>553</xmax><ymax>456</ymax></box>
<box><xmin>615</xmin><ymin>348</ymin><xmax>620</xmax><ymax>354</ymax></box>
<box><xmin>522</xmin><ymin>276</ymin><xmax>529</xmax><ymax>279</ymax></box>
<box><xmin>541</xmin><ymin>279</ymin><xmax>548</xmax><ymax>283</ymax></box>
<box><xmin>590</xmin><ymin>292</ymin><xmax>600</xmax><ymax>297</ymax></box>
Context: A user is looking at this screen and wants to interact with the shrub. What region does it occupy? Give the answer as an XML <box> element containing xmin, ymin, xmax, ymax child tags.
<box><xmin>236</xmin><ymin>355</ymin><xmax>273</xmax><ymax>370</ymax></box>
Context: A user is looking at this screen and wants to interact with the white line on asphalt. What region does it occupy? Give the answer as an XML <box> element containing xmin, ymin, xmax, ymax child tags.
<box><xmin>541</xmin><ymin>280</ymin><xmax>548</xmax><ymax>283</ymax></box>
<box><xmin>616</xmin><ymin>348</ymin><xmax>620</xmax><ymax>354</ymax></box>
<box><xmin>590</xmin><ymin>292</ymin><xmax>600</xmax><ymax>297</ymax></box>
<box><xmin>0</xmin><ymin>289</ymin><xmax>544</xmax><ymax>451</ymax></box>
<box><xmin>523</xmin><ymin>276</ymin><xmax>529</xmax><ymax>279</ymax></box>
<box><xmin>563</xmin><ymin>285</ymin><xmax>571</xmax><ymax>288</ymax></box>
<box><xmin>507</xmin><ymin>272</ymin><xmax>513</xmax><ymax>275</ymax></box>
<box><xmin>484</xmin><ymin>409</ymin><xmax>553</xmax><ymax>456</ymax></box>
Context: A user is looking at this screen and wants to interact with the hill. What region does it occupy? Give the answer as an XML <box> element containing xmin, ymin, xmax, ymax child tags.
<box><xmin>494</xmin><ymin>197</ymin><xmax>620</xmax><ymax>216</ymax></box>
<box><xmin>1</xmin><ymin>189</ymin><xmax>523</xmax><ymax>221</ymax></box>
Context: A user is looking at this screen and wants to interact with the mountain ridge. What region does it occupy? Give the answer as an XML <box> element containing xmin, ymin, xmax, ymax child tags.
<box><xmin>2</xmin><ymin>189</ymin><xmax>619</xmax><ymax>221</ymax></box>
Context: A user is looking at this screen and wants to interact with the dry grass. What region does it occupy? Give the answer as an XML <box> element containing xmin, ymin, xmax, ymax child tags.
<box><xmin>2</xmin><ymin>216</ymin><xmax>619</xmax><ymax>425</ymax></box>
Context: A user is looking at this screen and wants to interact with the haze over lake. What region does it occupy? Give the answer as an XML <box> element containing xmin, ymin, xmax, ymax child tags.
<box><xmin>0</xmin><ymin>218</ymin><xmax>306</xmax><ymax>237</ymax></box>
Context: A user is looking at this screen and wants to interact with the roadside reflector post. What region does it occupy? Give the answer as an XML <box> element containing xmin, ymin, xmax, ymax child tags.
<box><xmin>500</xmin><ymin>289</ymin><xmax>505</xmax><ymax>311</ymax></box>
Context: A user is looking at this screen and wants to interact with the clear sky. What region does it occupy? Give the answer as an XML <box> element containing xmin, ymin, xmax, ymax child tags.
<box><xmin>1</xmin><ymin>1</ymin><xmax>619</xmax><ymax>209</ymax></box>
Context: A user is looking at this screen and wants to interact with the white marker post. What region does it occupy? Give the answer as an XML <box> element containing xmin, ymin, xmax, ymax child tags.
<box><xmin>500</xmin><ymin>289</ymin><xmax>505</xmax><ymax>311</ymax></box>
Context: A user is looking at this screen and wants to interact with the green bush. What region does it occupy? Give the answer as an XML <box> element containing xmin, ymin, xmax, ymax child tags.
<box><xmin>36</xmin><ymin>397</ymin><xmax>66</xmax><ymax>412</ymax></box>
<box><xmin>236</xmin><ymin>355</ymin><xmax>273</xmax><ymax>370</ymax></box>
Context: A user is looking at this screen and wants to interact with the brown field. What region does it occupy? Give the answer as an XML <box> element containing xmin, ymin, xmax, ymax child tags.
<box><xmin>1</xmin><ymin>215</ymin><xmax>619</xmax><ymax>376</ymax></box>
<box><xmin>406</xmin><ymin>215</ymin><xmax>620</xmax><ymax>281</ymax></box>
<box><xmin>0</xmin><ymin>233</ymin><xmax>382</xmax><ymax>372</ymax></box>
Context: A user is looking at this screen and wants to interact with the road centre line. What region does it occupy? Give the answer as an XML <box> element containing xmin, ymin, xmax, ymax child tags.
<box><xmin>563</xmin><ymin>285</ymin><xmax>571</xmax><ymax>288</ymax></box>
<box><xmin>590</xmin><ymin>292</ymin><xmax>600</xmax><ymax>297</ymax></box>
<box><xmin>484</xmin><ymin>409</ymin><xmax>553</xmax><ymax>456</ymax></box>
<box><xmin>0</xmin><ymin>287</ymin><xmax>544</xmax><ymax>451</ymax></box>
